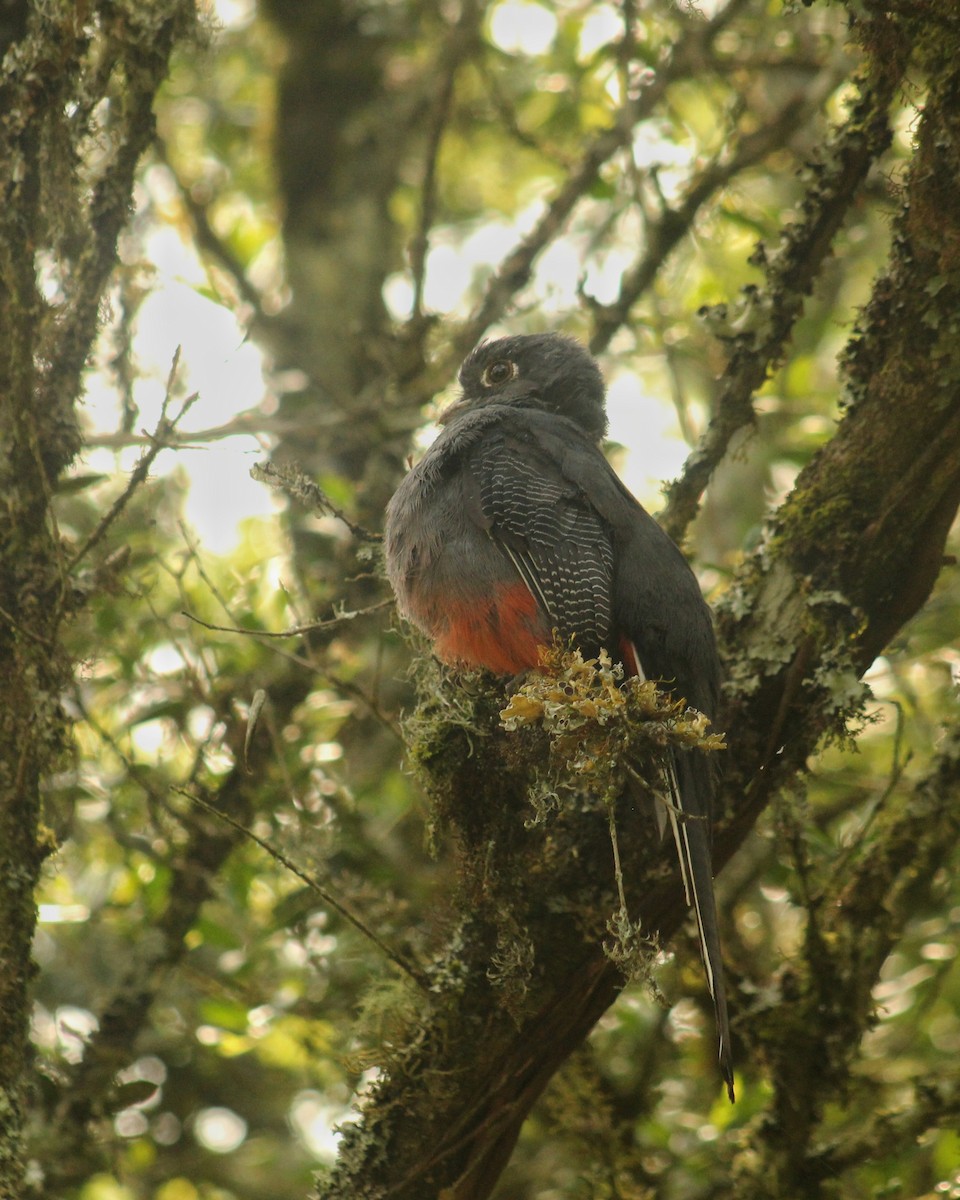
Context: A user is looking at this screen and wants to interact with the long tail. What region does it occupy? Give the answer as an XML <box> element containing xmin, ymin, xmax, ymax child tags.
<box><xmin>620</xmin><ymin>636</ymin><xmax>733</xmax><ymax>1099</ymax></box>
<box><xmin>666</xmin><ymin>749</ymin><xmax>734</xmax><ymax>1101</ymax></box>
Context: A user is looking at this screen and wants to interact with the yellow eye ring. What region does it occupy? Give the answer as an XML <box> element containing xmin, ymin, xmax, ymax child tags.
<box><xmin>480</xmin><ymin>359</ymin><xmax>519</xmax><ymax>387</ymax></box>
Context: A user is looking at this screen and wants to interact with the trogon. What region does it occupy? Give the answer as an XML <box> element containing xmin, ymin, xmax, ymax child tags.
<box><xmin>384</xmin><ymin>332</ymin><xmax>734</xmax><ymax>1100</ymax></box>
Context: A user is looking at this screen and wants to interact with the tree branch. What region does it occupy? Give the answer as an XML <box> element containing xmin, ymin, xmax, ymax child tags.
<box><xmin>182</xmin><ymin>788</ymin><xmax>429</xmax><ymax>989</ymax></box>
<box><xmin>587</xmin><ymin>68</ymin><xmax>843</xmax><ymax>356</ymax></box>
<box><xmin>66</xmin><ymin>353</ymin><xmax>198</xmax><ymax>573</ymax></box>
<box><xmin>409</xmin><ymin>1</ymin><xmax>483</xmax><ymax>323</ymax></box>
<box><xmin>251</xmin><ymin>459</ymin><xmax>383</xmax><ymax>543</ymax></box>
<box><xmin>733</xmin><ymin>723</ymin><xmax>960</xmax><ymax>1196</ymax></box>
<box><xmin>659</xmin><ymin>27</ymin><xmax>909</xmax><ymax>541</ymax></box>
<box><xmin>182</xmin><ymin>597</ymin><xmax>394</xmax><ymax>639</ymax></box>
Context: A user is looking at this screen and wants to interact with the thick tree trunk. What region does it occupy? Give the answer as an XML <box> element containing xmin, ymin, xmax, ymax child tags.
<box><xmin>0</xmin><ymin>5</ymin><xmax>197</xmax><ymax>1192</ymax></box>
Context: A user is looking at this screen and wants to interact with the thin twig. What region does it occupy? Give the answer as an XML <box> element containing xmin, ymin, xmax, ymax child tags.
<box><xmin>175</xmin><ymin>528</ymin><xmax>402</xmax><ymax>739</ymax></box>
<box><xmin>171</xmin><ymin>525</ymin><xmax>323</xmax><ymax>669</ymax></box>
<box><xmin>181</xmin><ymin>597</ymin><xmax>395</xmax><ymax>639</ymax></box>
<box><xmin>251</xmin><ymin>460</ymin><xmax>382</xmax><ymax>543</ymax></box>
<box><xmin>176</xmin><ymin>520</ymin><xmax>246</xmax><ymax>628</ymax></box>
<box><xmin>605</xmin><ymin>795</ymin><xmax>629</xmax><ymax>916</ymax></box>
<box><xmin>73</xmin><ymin>683</ymin><xmax>173</xmax><ymax>814</ymax></box>
<box><xmin>154</xmin><ymin>136</ymin><xmax>266</xmax><ymax>318</ymax></box>
<box><xmin>67</xmin><ymin>350</ymin><xmax>198</xmax><ymax>572</ymax></box>
<box><xmin>180</xmin><ymin>788</ymin><xmax>430</xmax><ymax>991</ymax></box>
<box><xmin>84</xmin><ymin>407</ymin><xmax>286</xmax><ymax>450</ymax></box>
<box><xmin>453</xmin><ymin>67</ymin><xmax>674</xmax><ymax>358</ymax></box>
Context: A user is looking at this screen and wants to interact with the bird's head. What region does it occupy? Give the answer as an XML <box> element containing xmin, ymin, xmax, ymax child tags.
<box><xmin>442</xmin><ymin>333</ymin><xmax>608</xmax><ymax>439</ymax></box>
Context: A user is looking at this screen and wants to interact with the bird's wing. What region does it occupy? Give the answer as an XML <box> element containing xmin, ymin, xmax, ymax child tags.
<box><xmin>464</xmin><ymin>421</ymin><xmax>616</xmax><ymax>656</ymax></box>
<box><xmin>556</xmin><ymin>434</ymin><xmax>732</xmax><ymax>1101</ymax></box>
<box><xmin>467</xmin><ymin>411</ymin><xmax>734</xmax><ymax>1099</ymax></box>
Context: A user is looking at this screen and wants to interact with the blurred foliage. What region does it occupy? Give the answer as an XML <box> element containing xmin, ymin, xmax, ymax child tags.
<box><xmin>27</xmin><ymin>0</ymin><xmax>960</xmax><ymax>1198</ymax></box>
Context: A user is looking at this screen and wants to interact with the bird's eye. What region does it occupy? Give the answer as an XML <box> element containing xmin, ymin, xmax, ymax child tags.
<box><xmin>480</xmin><ymin>359</ymin><xmax>518</xmax><ymax>387</ymax></box>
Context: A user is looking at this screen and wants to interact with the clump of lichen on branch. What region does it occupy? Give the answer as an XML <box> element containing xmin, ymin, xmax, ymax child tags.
<box><xmin>500</xmin><ymin>643</ymin><xmax>725</xmax><ymax>824</ymax></box>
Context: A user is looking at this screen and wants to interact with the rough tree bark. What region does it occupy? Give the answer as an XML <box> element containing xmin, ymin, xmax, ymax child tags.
<box><xmin>0</xmin><ymin>3</ymin><xmax>197</xmax><ymax>1193</ymax></box>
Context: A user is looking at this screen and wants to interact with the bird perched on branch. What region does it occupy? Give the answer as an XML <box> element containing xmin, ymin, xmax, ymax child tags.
<box><xmin>384</xmin><ymin>332</ymin><xmax>733</xmax><ymax>1100</ymax></box>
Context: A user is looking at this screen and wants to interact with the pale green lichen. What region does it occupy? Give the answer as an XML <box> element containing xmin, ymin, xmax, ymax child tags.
<box><xmin>500</xmin><ymin>644</ymin><xmax>724</xmax><ymax>814</ymax></box>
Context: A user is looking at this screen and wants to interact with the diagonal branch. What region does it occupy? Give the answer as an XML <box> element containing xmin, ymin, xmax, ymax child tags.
<box><xmin>182</xmin><ymin>788</ymin><xmax>429</xmax><ymax>989</ymax></box>
<box><xmin>251</xmin><ymin>459</ymin><xmax>383</xmax><ymax>542</ymax></box>
<box><xmin>736</xmin><ymin>723</ymin><xmax>960</xmax><ymax>1194</ymax></box>
<box><xmin>658</xmin><ymin>39</ymin><xmax>908</xmax><ymax>541</ymax></box>
<box><xmin>153</xmin><ymin>137</ymin><xmax>267</xmax><ymax>318</ymax></box>
<box><xmin>451</xmin><ymin>7</ymin><xmax>745</xmax><ymax>360</ymax></box>
<box><xmin>66</xmin><ymin>352</ymin><xmax>198</xmax><ymax>573</ymax></box>
<box><xmin>587</xmin><ymin>69</ymin><xmax>841</xmax><ymax>356</ymax></box>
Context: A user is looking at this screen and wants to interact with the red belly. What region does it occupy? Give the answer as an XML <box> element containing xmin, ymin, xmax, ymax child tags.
<box><xmin>434</xmin><ymin>583</ymin><xmax>548</xmax><ymax>675</ymax></box>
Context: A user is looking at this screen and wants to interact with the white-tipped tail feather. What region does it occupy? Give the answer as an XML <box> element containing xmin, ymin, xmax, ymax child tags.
<box><xmin>625</xmin><ymin>639</ymin><xmax>734</xmax><ymax>1101</ymax></box>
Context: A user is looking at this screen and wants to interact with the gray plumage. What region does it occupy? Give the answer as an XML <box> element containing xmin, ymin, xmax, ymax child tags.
<box><xmin>384</xmin><ymin>332</ymin><xmax>734</xmax><ymax>1099</ymax></box>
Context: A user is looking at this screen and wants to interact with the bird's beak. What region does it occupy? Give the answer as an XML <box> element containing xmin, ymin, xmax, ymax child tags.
<box><xmin>439</xmin><ymin>382</ymin><xmax>536</xmax><ymax>424</ymax></box>
<box><xmin>437</xmin><ymin>394</ymin><xmax>475</xmax><ymax>425</ymax></box>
